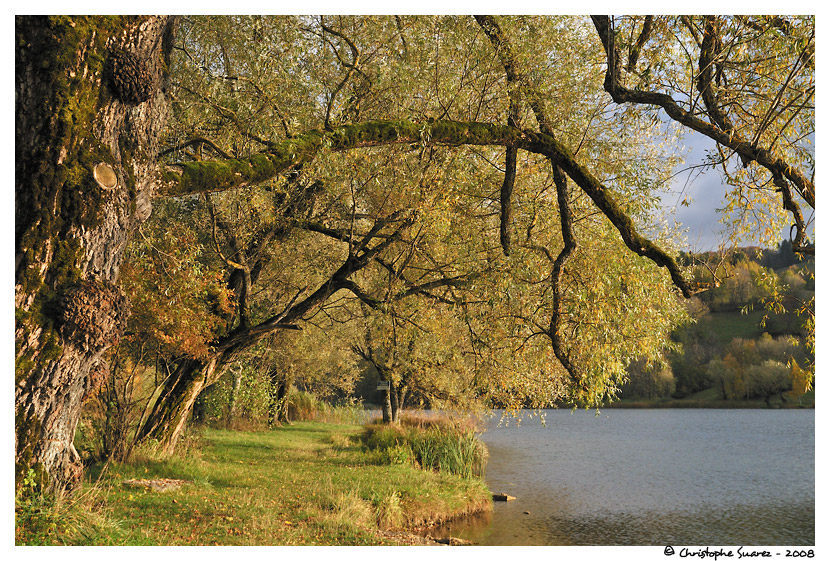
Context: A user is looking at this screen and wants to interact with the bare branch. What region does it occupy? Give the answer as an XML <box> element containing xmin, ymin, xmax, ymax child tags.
<box><xmin>627</xmin><ymin>15</ymin><xmax>654</xmax><ymax>73</ymax></box>
<box><xmin>547</xmin><ymin>165</ymin><xmax>581</xmax><ymax>386</ymax></box>
<box><xmin>159</xmin><ymin>137</ymin><xmax>233</xmax><ymax>160</ymax></box>
<box><xmin>319</xmin><ymin>16</ymin><xmax>365</xmax><ymax>130</ymax></box>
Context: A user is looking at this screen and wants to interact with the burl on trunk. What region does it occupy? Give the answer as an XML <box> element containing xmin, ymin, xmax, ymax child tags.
<box><xmin>15</xmin><ymin>16</ymin><xmax>176</xmax><ymax>491</ymax></box>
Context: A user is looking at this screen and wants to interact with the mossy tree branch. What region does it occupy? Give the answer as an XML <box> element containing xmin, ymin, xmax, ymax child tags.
<box><xmin>161</xmin><ymin>118</ymin><xmax>694</xmax><ymax>297</ymax></box>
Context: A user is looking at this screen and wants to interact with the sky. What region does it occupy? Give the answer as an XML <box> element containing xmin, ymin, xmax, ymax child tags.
<box><xmin>659</xmin><ymin>131</ymin><xmax>814</xmax><ymax>253</ymax></box>
<box><xmin>660</xmin><ymin>133</ymin><xmax>732</xmax><ymax>252</ymax></box>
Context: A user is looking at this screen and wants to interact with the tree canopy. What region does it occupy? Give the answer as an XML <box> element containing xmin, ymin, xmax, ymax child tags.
<box><xmin>15</xmin><ymin>15</ymin><xmax>814</xmax><ymax>490</ymax></box>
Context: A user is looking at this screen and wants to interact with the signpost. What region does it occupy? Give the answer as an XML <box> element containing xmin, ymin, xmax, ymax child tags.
<box><xmin>376</xmin><ymin>381</ymin><xmax>390</xmax><ymax>391</ymax></box>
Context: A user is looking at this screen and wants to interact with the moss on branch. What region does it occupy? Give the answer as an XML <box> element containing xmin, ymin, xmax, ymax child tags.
<box><xmin>159</xmin><ymin>119</ymin><xmax>692</xmax><ymax>296</ymax></box>
<box><xmin>160</xmin><ymin>120</ymin><xmax>526</xmax><ymax>197</ymax></box>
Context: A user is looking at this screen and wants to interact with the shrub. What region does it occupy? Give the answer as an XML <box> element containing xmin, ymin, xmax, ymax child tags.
<box><xmin>383</xmin><ymin>444</ymin><xmax>415</xmax><ymax>466</ymax></box>
<box><xmin>363</xmin><ymin>422</ymin><xmax>407</xmax><ymax>450</ymax></box>
<box><xmin>286</xmin><ymin>389</ymin><xmax>321</xmax><ymax>421</ymax></box>
<box><xmin>198</xmin><ymin>375</ymin><xmax>369</xmax><ymax>428</ymax></box>
<box><xmin>745</xmin><ymin>360</ymin><xmax>791</xmax><ymax>404</ymax></box>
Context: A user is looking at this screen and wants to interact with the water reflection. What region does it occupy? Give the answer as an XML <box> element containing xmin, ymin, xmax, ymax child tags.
<box><xmin>417</xmin><ymin>510</ymin><xmax>493</xmax><ymax>541</ymax></box>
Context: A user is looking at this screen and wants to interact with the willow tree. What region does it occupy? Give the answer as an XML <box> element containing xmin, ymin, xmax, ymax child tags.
<box><xmin>15</xmin><ymin>16</ymin><xmax>177</xmax><ymax>490</ymax></box>
<box><xmin>590</xmin><ymin>15</ymin><xmax>814</xmax><ymax>253</ymax></box>
<box><xmin>16</xmin><ymin>15</ymin><xmax>814</xmax><ymax>490</ymax></box>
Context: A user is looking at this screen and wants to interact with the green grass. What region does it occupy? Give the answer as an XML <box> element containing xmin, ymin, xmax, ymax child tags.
<box><xmin>16</xmin><ymin>422</ymin><xmax>492</xmax><ymax>545</ymax></box>
<box><xmin>700</xmin><ymin>309</ymin><xmax>767</xmax><ymax>346</ymax></box>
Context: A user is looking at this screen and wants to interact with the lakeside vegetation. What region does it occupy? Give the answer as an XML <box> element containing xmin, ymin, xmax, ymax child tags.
<box><xmin>17</xmin><ymin>417</ymin><xmax>491</xmax><ymax>545</ymax></box>
<box><xmin>617</xmin><ymin>243</ymin><xmax>814</xmax><ymax>407</ymax></box>
<box><xmin>607</xmin><ymin>387</ymin><xmax>815</xmax><ymax>409</ymax></box>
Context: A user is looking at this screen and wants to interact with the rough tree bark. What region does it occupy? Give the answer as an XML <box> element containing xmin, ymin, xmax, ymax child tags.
<box><xmin>15</xmin><ymin>16</ymin><xmax>176</xmax><ymax>490</ymax></box>
<box><xmin>137</xmin><ymin>355</ymin><xmax>223</xmax><ymax>454</ymax></box>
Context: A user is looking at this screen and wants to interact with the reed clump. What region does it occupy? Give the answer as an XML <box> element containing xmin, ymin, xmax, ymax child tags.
<box><xmin>285</xmin><ymin>391</ymin><xmax>369</xmax><ymax>424</ymax></box>
<box><xmin>362</xmin><ymin>413</ymin><xmax>488</xmax><ymax>479</ymax></box>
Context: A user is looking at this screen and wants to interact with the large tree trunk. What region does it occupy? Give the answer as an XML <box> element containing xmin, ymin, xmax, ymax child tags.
<box><xmin>15</xmin><ymin>16</ymin><xmax>176</xmax><ymax>490</ymax></box>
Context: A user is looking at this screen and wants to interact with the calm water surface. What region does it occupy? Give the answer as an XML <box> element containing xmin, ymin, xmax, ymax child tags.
<box><xmin>444</xmin><ymin>409</ymin><xmax>814</xmax><ymax>546</ymax></box>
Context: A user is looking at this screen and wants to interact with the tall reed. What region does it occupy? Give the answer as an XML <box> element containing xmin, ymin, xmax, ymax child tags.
<box><xmin>287</xmin><ymin>391</ymin><xmax>369</xmax><ymax>424</ymax></box>
<box><xmin>362</xmin><ymin>414</ymin><xmax>488</xmax><ymax>478</ymax></box>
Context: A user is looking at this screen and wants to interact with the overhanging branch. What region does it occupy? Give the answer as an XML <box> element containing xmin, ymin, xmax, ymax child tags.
<box><xmin>160</xmin><ymin>118</ymin><xmax>694</xmax><ymax>296</ymax></box>
<box><xmin>590</xmin><ymin>15</ymin><xmax>814</xmax><ymax>211</ymax></box>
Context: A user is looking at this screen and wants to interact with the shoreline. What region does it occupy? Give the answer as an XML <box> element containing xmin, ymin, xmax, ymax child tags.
<box><xmin>598</xmin><ymin>400</ymin><xmax>815</xmax><ymax>409</ymax></box>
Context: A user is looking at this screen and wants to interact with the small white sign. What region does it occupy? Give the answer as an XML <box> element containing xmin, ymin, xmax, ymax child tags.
<box><xmin>376</xmin><ymin>381</ymin><xmax>390</xmax><ymax>390</ymax></box>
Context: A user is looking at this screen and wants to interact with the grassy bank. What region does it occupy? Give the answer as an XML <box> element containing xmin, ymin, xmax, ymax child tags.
<box><xmin>16</xmin><ymin>421</ymin><xmax>492</xmax><ymax>545</ymax></box>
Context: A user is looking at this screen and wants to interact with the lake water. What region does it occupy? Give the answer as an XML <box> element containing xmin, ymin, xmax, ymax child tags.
<box><xmin>440</xmin><ymin>408</ymin><xmax>814</xmax><ymax>546</ymax></box>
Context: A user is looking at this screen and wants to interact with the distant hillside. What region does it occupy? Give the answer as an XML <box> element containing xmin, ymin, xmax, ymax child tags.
<box><xmin>618</xmin><ymin>240</ymin><xmax>814</xmax><ymax>407</ymax></box>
